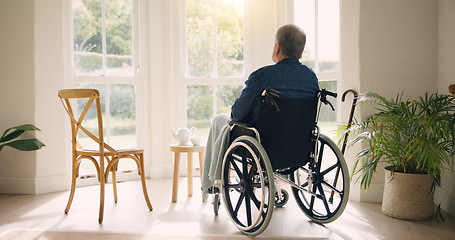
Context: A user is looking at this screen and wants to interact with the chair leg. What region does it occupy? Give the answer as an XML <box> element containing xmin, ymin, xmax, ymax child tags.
<box><xmin>65</xmin><ymin>159</ymin><xmax>79</xmax><ymax>213</ymax></box>
<box><xmin>65</xmin><ymin>173</ymin><xmax>77</xmax><ymax>213</ymax></box>
<box><xmin>138</xmin><ymin>154</ymin><xmax>153</xmax><ymax>211</ymax></box>
<box><xmin>171</xmin><ymin>152</ymin><xmax>181</xmax><ymax>203</ymax></box>
<box><xmin>187</xmin><ymin>153</ymin><xmax>193</xmax><ymax>197</ymax></box>
<box><xmin>98</xmin><ymin>174</ymin><xmax>105</xmax><ymax>223</ymax></box>
<box><xmin>98</xmin><ymin>157</ymin><xmax>106</xmax><ymax>223</ymax></box>
<box><xmin>112</xmin><ymin>161</ymin><xmax>118</xmax><ymax>203</ymax></box>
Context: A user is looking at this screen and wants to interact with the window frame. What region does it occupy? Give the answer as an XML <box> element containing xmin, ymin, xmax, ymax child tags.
<box><xmin>69</xmin><ymin>0</ymin><xmax>144</xmax><ymax>182</ymax></box>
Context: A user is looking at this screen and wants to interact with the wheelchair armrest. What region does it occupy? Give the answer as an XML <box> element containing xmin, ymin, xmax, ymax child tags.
<box><xmin>228</xmin><ymin>121</ymin><xmax>261</xmax><ymax>143</ymax></box>
<box><xmin>229</xmin><ymin>121</ymin><xmax>252</xmax><ymax>128</ymax></box>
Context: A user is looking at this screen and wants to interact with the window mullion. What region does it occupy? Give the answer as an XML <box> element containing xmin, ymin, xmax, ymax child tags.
<box><xmin>213</xmin><ymin>0</ymin><xmax>218</xmax><ymax>78</ymax></box>
<box><xmin>101</xmin><ymin>0</ymin><xmax>107</xmax><ymax>76</ymax></box>
<box><xmin>105</xmin><ymin>83</ymin><xmax>111</xmax><ymax>144</ymax></box>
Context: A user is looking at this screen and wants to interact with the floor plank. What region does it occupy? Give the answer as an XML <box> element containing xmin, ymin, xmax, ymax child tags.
<box><xmin>0</xmin><ymin>178</ymin><xmax>454</xmax><ymax>240</ymax></box>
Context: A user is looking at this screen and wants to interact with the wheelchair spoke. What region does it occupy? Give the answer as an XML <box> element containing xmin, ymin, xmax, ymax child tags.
<box><xmin>309</xmin><ymin>184</ymin><xmax>317</xmax><ymax>212</ymax></box>
<box><xmin>246</xmin><ymin>186</ymin><xmax>263</xmax><ymax>209</ymax></box>
<box><xmin>317</xmin><ymin>184</ymin><xmax>331</xmax><ymax>216</ymax></box>
<box><xmin>321</xmin><ymin>180</ymin><xmax>343</xmax><ymax>195</ymax></box>
<box><xmin>231</xmin><ymin>159</ymin><xmax>244</xmax><ymax>179</ymax></box>
<box><xmin>234</xmin><ymin>192</ymin><xmax>245</xmax><ymax>215</ymax></box>
<box><xmin>247</xmin><ymin>162</ymin><xmax>257</xmax><ymax>181</ymax></box>
<box><xmin>245</xmin><ymin>190</ymin><xmax>252</xmax><ymax>226</ymax></box>
<box><xmin>320</xmin><ymin>162</ymin><xmax>339</xmax><ymax>176</ymax></box>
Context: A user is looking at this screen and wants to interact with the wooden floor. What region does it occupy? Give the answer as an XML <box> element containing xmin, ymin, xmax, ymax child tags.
<box><xmin>0</xmin><ymin>178</ymin><xmax>454</xmax><ymax>240</ymax></box>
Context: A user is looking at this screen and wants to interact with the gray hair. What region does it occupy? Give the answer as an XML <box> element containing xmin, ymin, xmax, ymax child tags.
<box><xmin>275</xmin><ymin>24</ymin><xmax>306</xmax><ymax>59</ymax></box>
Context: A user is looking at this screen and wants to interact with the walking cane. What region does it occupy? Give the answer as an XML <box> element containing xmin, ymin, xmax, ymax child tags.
<box><xmin>329</xmin><ymin>89</ymin><xmax>358</xmax><ymax>203</ymax></box>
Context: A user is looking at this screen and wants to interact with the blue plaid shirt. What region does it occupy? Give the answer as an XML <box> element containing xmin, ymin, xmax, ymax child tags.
<box><xmin>230</xmin><ymin>58</ymin><xmax>320</xmax><ymax>126</ymax></box>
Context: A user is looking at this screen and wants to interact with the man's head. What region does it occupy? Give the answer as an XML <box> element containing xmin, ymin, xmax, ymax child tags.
<box><xmin>272</xmin><ymin>24</ymin><xmax>306</xmax><ymax>63</ymax></box>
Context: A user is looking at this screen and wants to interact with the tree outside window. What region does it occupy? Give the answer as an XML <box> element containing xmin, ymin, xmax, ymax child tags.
<box><xmin>186</xmin><ymin>0</ymin><xmax>245</xmax><ymax>139</ymax></box>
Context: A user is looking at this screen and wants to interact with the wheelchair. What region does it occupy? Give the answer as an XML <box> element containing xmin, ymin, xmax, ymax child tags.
<box><xmin>210</xmin><ymin>88</ymin><xmax>350</xmax><ymax>236</ymax></box>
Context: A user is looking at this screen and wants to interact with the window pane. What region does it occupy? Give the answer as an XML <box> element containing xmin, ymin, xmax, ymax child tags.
<box><xmin>216</xmin><ymin>0</ymin><xmax>244</xmax><ymax>77</ymax></box>
<box><xmin>187</xmin><ymin>85</ymin><xmax>213</xmax><ymax>138</ymax></box>
<box><xmin>75</xmin><ymin>83</ymin><xmax>106</xmax><ymax>149</ymax></box>
<box><xmin>318</xmin><ymin>0</ymin><xmax>339</xmax><ymax>72</ymax></box>
<box><xmin>295</xmin><ymin>0</ymin><xmax>315</xmax><ymax>69</ymax></box>
<box><xmin>105</xmin><ymin>0</ymin><xmax>134</xmax><ymax>76</ymax></box>
<box><xmin>74</xmin><ymin>83</ymin><xmax>105</xmax><ymax>176</ymax></box>
<box><xmin>187</xmin><ymin>0</ymin><xmax>215</xmax><ymax>77</ymax></box>
<box><xmin>186</xmin><ymin>0</ymin><xmax>244</xmax><ymax>78</ymax></box>
<box><xmin>73</xmin><ymin>0</ymin><xmax>103</xmax><ymax>75</ymax></box>
<box><xmin>216</xmin><ymin>85</ymin><xmax>243</xmax><ymax>114</ymax></box>
<box><xmin>109</xmin><ymin>84</ymin><xmax>136</xmax><ymax>147</ymax></box>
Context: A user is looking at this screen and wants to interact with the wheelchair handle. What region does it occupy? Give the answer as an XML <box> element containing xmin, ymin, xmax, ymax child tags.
<box><xmin>319</xmin><ymin>89</ymin><xmax>337</xmax><ymax>111</ymax></box>
<box><xmin>320</xmin><ymin>88</ymin><xmax>338</xmax><ymax>98</ymax></box>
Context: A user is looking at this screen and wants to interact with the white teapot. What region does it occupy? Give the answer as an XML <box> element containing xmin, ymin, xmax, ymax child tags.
<box><xmin>171</xmin><ymin>127</ymin><xmax>197</xmax><ymax>145</ymax></box>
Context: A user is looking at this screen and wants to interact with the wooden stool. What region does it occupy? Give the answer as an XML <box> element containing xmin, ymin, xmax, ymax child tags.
<box><xmin>169</xmin><ymin>144</ymin><xmax>206</xmax><ymax>203</ymax></box>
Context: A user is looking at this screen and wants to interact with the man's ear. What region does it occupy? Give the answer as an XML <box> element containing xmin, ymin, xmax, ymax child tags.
<box><xmin>272</xmin><ymin>43</ymin><xmax>280</xmax><ymax>62</ymax></box>
<box><xmin>274</xmin><ymin>43</ymin><xmax>280</xmax><ymax>55</ymax></box>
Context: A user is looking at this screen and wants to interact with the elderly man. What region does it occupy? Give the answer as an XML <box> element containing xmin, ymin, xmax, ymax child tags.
<box><xmin>202</xmin><ymin>24</ymin><xmax>319</xmax><ymax>195</ymax></box>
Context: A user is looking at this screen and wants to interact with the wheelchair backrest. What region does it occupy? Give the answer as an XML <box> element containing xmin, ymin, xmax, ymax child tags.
<box><xmin>257</xmin><ymin>93</ymin><xmax>318</xmax><ymax>170</ymax></box>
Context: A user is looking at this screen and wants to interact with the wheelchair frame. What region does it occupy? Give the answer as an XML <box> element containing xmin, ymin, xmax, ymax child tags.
<box><xmin>210</xmin><ymin>89</ymin><xmax>350</xmax><ymax>236</ymax></box>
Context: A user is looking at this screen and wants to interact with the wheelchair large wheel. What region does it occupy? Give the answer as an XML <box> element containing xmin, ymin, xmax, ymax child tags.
<box><xmin>220</xmin><ymin>136</ymin><xmax>275</xmax><ymax>236</ymax></box>
<box><xmin>290</xmin><ymin>134</ymin><xmax>349</xmax><ymax>223</ymax></box>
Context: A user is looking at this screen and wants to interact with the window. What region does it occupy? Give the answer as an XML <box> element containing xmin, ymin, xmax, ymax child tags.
<box><xmin>294</xmin><ymin>0</ymin><xmax>340</xmax><ymax>134</ymax></box>
<box><xmin>71</xmin><ymin>0</ymin><xmax>141</xmax><ymax>178</ymax></box>
<box><xmin>72</xmin><ymin>0</ymin><xmax>135</xmax><ymax>76</ymax></box>
<box><xmin>185</xmin><ymin>0</ymin><xmax>245</xmax><ymax>138</ymax></box>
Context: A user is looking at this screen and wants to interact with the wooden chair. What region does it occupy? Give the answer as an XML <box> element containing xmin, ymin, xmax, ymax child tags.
<box><xmin>58</xmin><ymin>89</ymin><xmax>153</xmax><ymax>223</ymax></box>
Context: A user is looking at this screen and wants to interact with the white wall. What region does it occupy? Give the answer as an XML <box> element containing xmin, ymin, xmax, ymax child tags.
<box><xmin>436</xmin><ymin>0</ymin><xmax>455</xmax><ymax>216</ymax></box>
<box><xmin>341</xmin><ymin>0</ymin><xmax>439</xmax><ymax>202</ymax></box>
<box><xmin>0</xmin><ymin>0</ymin><xmax>68</xmax><ymax>194</ymax></box>
<box><xmin>0</xmin><ymin>1</ymin><xmax>38</xmax><ymax>193</ymax></box>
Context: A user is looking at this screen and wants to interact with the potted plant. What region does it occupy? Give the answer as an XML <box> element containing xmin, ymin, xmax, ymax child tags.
<box><xmin>0</xmin><ymin>124</ymin><xmax>45</xmax><ymax>152</ymax></box>
<box><xmin>340</xmin><ymin>92</ymin><xmax>455</xmax><ymax>220</ymax></box>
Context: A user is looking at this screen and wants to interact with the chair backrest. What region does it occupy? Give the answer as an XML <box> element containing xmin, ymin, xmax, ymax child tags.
<box><xmin>256</xmin><ymin>94</ymin><xmax>318</xmax><ymax>170</ymax></box>
<box><xmin>58</xmin><ymin>89</ymin><xmax>117</xmax><ymax>154</ymax></box>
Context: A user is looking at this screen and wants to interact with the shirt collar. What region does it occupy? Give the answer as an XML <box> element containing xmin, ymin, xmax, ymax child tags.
<box><xmin>276</xmin><ymin>58</ymin><xmax>301</xmax><ymax>65</ymax></box>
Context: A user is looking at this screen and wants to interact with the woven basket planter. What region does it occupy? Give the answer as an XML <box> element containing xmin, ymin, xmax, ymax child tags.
<box><xmin>382</xmin><ymin>166</ymin><xmax>434</xmax><ymax>220</ymax></box>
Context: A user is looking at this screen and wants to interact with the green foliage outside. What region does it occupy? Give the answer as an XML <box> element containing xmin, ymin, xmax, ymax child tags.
<box><xmin>76</xmin><ymin>83</ymin><xmax>136</xmax><ymax>136</ymax></box>
<box><xmin>186</xmin><ymin>0</ymin><xmax>244</xmax><ymax>77</ymax></box>
<box><xmin>73</xmin><ymin>0</ymin><xmax>133</xmax><ymax>74</ymax></box>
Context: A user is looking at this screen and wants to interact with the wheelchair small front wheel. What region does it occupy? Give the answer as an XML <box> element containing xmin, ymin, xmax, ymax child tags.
<box><xmin>290</xmin><ymin>134</ymin><xmax>350</xmax><ymax>224</ymax></box>
<box><xmin>220</xmin><ymin>136</ymin><xmax>275</xmax><ymax>236</ymax></box>
<box><xmin>213</xmin><ymin>193</ymin><xmax>220</xmax><ymax>215</ymax></box>
<box><xmin>274</xmin><ymin>189</ymin><xmax>289</xmax><ymax>208</ymax></box>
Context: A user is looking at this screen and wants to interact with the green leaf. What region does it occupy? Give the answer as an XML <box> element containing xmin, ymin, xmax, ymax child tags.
<box><xmin>1</xmin><ymin>124</ymin><xmax>41</xmax><ymax>140</ymax></box>
<box><xmin>0</xmin><ymin>139</ymin><xmax>45</xmax><ymax>151</ymax></box>
<box><xmin>0</xmin><ymin>130</ymin><xmax>25</xmax><ymax>143</ymax></box>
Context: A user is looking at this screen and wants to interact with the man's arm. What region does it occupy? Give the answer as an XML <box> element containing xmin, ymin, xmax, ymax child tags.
<box><xmin>230</xmin><ymin>71</ymin><xmax>263</xmax><ymax>124</ymax></box>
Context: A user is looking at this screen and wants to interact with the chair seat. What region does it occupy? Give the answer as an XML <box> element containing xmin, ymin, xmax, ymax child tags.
<box><xmin>77</xmin><ymin>146</ymin><xmax>143</xmax><ymax>156</ymax></box>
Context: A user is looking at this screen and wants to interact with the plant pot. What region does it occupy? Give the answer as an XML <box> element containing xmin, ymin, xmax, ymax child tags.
<box><xmin>381</xmin><ymin>166</ymin><xmax>434</xmax><ymax>220</ymax></box>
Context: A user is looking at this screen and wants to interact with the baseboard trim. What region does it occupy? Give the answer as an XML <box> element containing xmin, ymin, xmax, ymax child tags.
<box><xmin>0</xmin><ymin>174</ymin><xmax>70</xmax><ymax>194</ymax></box>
